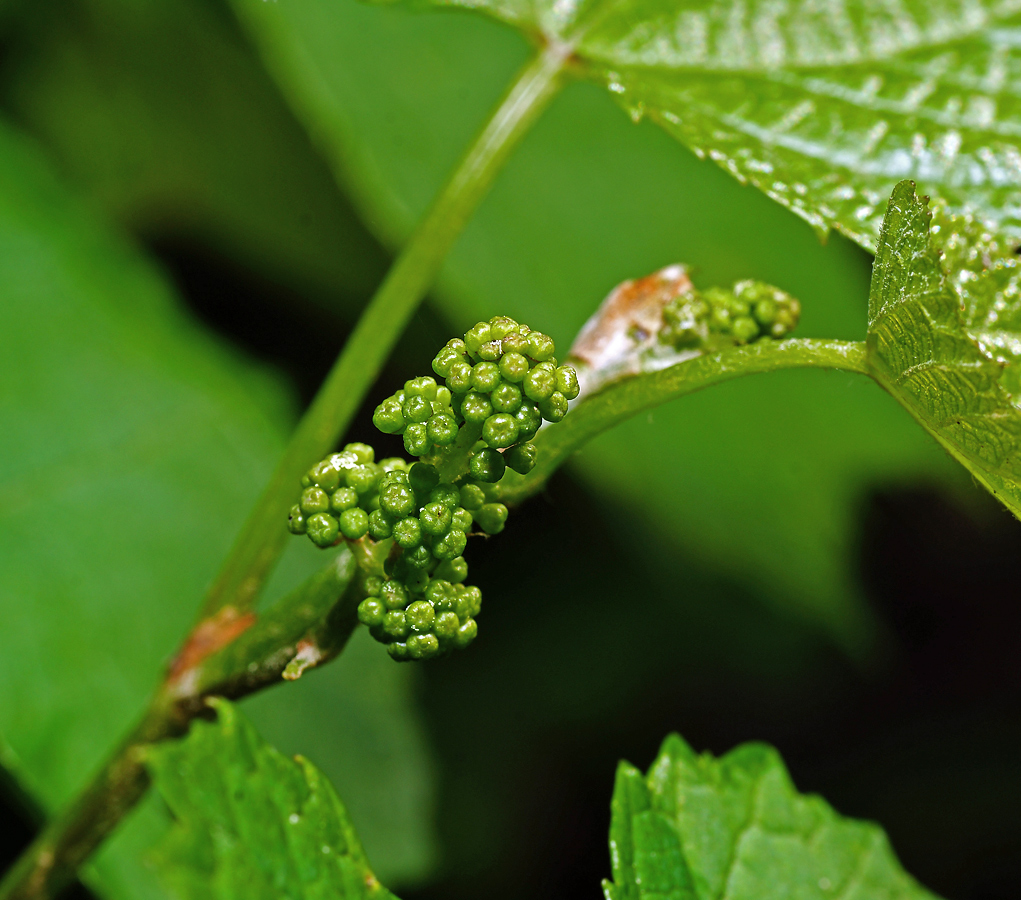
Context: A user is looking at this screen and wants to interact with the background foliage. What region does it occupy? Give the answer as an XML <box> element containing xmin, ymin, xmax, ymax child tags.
<box><xmin>1</xmin><ymin>1</ymin><xmax>1019</xmax><ymax>899</ymax></box>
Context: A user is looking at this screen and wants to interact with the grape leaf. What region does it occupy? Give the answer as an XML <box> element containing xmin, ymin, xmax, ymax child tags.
<box><xmin>866</xmin><ymin>180</ymin><xmax>1021</xmax><ymax>516</ymax></box>
<box><xmin>146</xmin><ymin>699</ymin><xmax>398</xmax><ymax>900</ymax></box>
<box><xmin>367</xmin><ymin>0</ymin><xmax>1021</xmax><ymax>249</ymax></box>
<box><xmin>604</xmin><ymin>733</ymin><xmax>941</xmax><ymax>900</ymax></box>
<box><xmin>231</xmin><ymin>0</ymin><xmax>963</xmax><ymax>651</ymax></box>
<box><xmin>0</xmin><ymin>115</ymin><xmax>433</xmax><ymax>898</ymax></box>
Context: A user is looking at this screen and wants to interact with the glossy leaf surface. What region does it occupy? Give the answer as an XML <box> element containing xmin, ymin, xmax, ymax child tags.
<box><xmin>604</xmin><ymin>733</ymin><xmax>940</xmax><ymax>900</ymax></box>
<box><xmin>147</xmin><ymin>699</ymin><xmax>398</xmax><ymax>900</ymax></box>
<box><xmin>866</xmin><ymin>180</ymin><xmax>1021</xmax><ymax>516</ymax></box>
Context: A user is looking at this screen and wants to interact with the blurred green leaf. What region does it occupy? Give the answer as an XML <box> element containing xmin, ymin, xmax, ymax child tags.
<box><xmin>230</xmin><ymin>0</ymin><xmax>961</xmax><ymax>649</ymax></box>
<box><xmin>0</xmin><ymin>117</ymin><xmax>431</xmax><ymax>898</ymax></box>
<box><xmin>146</xmin><ymin>699</ymin><xmax>398</xmax><ymax>900</ymax></box>
<box><xmin>604</xmin><ymin>733</ymin><xmax>940</xmax><ymax>900</ymax></box>
<box><xmin>1</xmin><ymin>0</ymin><xmax>388</xmax><ymax>308</ymax></box>
<box><xmin>376</xmin><ymin>0</ymin><xmax>1021</xmax><ymax>248</ymax></box>
<box><xmin>866</xmin><ymin>181</ymin><xmax>1021</xmax><ymax>517</ymax></box>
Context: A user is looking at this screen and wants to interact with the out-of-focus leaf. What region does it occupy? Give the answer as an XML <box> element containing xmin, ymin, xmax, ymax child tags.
<box><xmin>146</xmin><ymin>699</ymin><xmax>398</xmax><ymax>900</ymax></box>
<box><xmin>866</xmin><ymin>180</ymin><xmax>1021</xmax><ymax>516</ymax></box>
<box><xmin>1</xmin><ymin>0</ymin><xmax>387</xmax><ymax>306</ymax></box>
<box><xmin>0</xmin><ymin>118</ymin><xmax>432</xmax><ymax>898</ymax></box>
<box><xmin>604</xmin><ymin>733</ymin><xmax>941</xmax><ymax>900</ymax></box>
<box><xmin>374</xmin><ymin>0</ymin><xmax>1021</xmax><ymax>248</ymax></box>
<box><xmin>231</xmin><ymin>0</ymin><xmax>961</xmax><ymax>650</ymax></box>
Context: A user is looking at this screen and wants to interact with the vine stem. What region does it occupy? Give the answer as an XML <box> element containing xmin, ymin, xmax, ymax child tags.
<box><xmin>0</xmin><ymin>42</ymin><xmax>570</xmax><ymax>900</ymax></box>
<box><xmin>200</xmin><ymin>39</ymin><xmax>571</xmax><ymax>618</ymax></box>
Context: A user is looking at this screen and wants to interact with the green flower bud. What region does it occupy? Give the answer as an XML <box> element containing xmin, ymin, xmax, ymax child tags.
<box><xmin>456</xmin><ymin>586</ymin><xmax>482</xmax><ymax>619</ymax></box>
<box><xmin>368</xmin><ymin>509</ymin><xmax>394</xmax><ymax>540</ymax></box>
<box><xmin>387</xmin><ymin>642</ymin><xmax>410</xmax><ymax>661</ymax></box>
<box><xmin>300</xmin><ymin>486</ymin><xmax>330</xmax><ymax>516</ymax></box>
<box><xmin>339</xmin><ymin>507</ymin><xmax>369</xmax><ymax>540</ymax></box>
<box><xmin>380</xmin><ymin>482</ymin><xmax>416</xmax><ymax>518</ymax></box>
<box><xmin>420</xmin><ymin>501</ymin><xmax>453</xmax><ymax>535</ymax></box>
<box><xmin>405</xmin><ymin>544</ymin><xmax>433</xmax><ymax>569</ymax></box>
<box><xmin>427</xmin><ymin>413</ymin><xmax>458</xmax><ymax>446</ymax></box>
<box><xmin>462</xmin><ymin>391</ymin><xmax>493</xmax><ymax>424</ymax></box>
<box><xmin>478</xmin><ymin>340</ymin><xmax>503</xmax><ymax>361</ymax></box>
<box><xmin>306</xmin><ymin>513</ymin><xmax>340</xmax><ymax>548</ymax></box>
<box><xmin>488</xmin><ymin>315</ymin><xmax>518</xmax><ymax>340</ymax></box>
<box><xmin>433</xmin><ymin>339</ymin><xmax>468</xmax><ymax>378</ymax></box>
<box><xmin>432</xmin><ymin>557</ymin><xmax>468</xmax><ymax>584</ymax></box>
<box><xmin>470</xmin><ymin>361</ymin><xmax>502</xmax><ymax>393</ymax></box>
<box><xmin>498</xmin><ymin>351</ymin><xmax>529</xmax><ymax>383</ymax></box>
<box><xmin>405</xmin><ymin>376</ymin><xmax>438</xmax><ymax>399</ymax></box>
<box><xmin>408</xmin><ymin>462</ymin><xmax>439</xmax><ymax>497</ymax></box>
<box><xmin>525</xmin><ymin>331</ymin><xmax>555</xmax><ymax>361</ymax></box>
<box><xmin>348</xmin><ymin>464</ymin><xmax>381</xmax><ymax>495</ymax></box>
<box><xmin>732</xmin><ymin>315</ymin><xmax>760</xmax><ymax>343</ymax></box>
<box><xmin>383</xmin><ymin>610</ymin><xmax>409</xmax><ymax>639</ymax></box>
<box><xmin>393</xmin><ymin>517</ymin><xmax>422</xmax><ymax>548</ymax></box>
<box><xmin>309</xmin><ymin>460</ymin><xmax>342</xmax><ymax>492</ymax></box>
<box><xmin>433</xmin><ymin>526</ymin><xmax>468</xmax><ymax>560</ymax></box>
<box><xmin>373</xmin><ymin>397</ymin><xmax>406</xmax><ymax>434</ymax></box>
<box><xmin>364</xmin><ymin>576</ymin><xmax>383</xmax><ymax>597</ymax></box>
<box><xmin>403</xmin><ymin>423</ymin><xmax>431</xmax><ymax>457</ymax></box>
<box><xmin>454</xmin><ymin>618</ymin><xmax>478</xmax><ymax>649</ymax></box>
<box><xmin>459</xmin><ymin>484</ymin><xmax>486</xmax><ymax>511</ymax></box>
<box><xmin>474</xmin><ymin>502</ymin><xmax>508</xmax><ymax>535</ymax></box>
<box><xmin>464</xmin><ymin>322</ymin><xmax>493</xmax><ymax>355</ymax></box>
<box><xmin>379</xmin><ymin>457</ymin><xmax>409</xmax><ymax>474</ymax></box>
<box><xmin>401</xmin><ymin>395</ymin><xmax>431</xmax><ymax>425</ymax></box>
<box><xmin>555</xmin><ymin>366</ymin><xmax>580</xmax><ymax>400</ymax></box>
<box><xmin>408</xmin><ymin>633</ymin><xmax>441</xmax><ymax>659</ymax></box>
<box><xmin>523</xmin><ymin>366</ymin><xmax>556</xmax><ymax>401</ymax></box>
<box><xmin>491</xmin><ymin>382</ymin><xmax>523</xmax><ymax>413</ymax></box>
<box><xmin>358</xmin><ymin>598</ymin><xmax>386</xmax><ymax>627</ymax></box>
<box><xmin>453</xmin><ymin>508</ymin><xmax>474</xmax><ymax>531</ymax></box>
<box><xmin>344</xmin><ymin>443</ymin><xmax>375</xmax><ymax>463</ymax></box>
<box><xmin>538</xmin><ymin>391</ymin><xmax>568</xmax><ymax>423</ymax></box>
<box><xmin>406</xmin><ymin>600</ymin><xmax>435</xmax><ymax>632</ymax></box>
<box><xmin>482</xmin><ymin>413</ymin><xmax>519</xmax><ymax>448</ymax></box>
<box><xmin>381</xmin><ymin>581</ymin><xmax>408</xmax><ymax>610</ymax></box>
<box><xmin>447</xmin><ymin>360</ymin><xmax>473</xmax><ymax>393</ymax></box>
<box><xmin>504</xmin><ymin>442</ymin><xmax>537</xmax><ymax>474</ymax></box>
<box><xmin>426</xmin><ymin>579</ymin><xmax>454</xmax><ymax>609</ymax></box>
<box><xmin>329</xmin><ymin>487</ymin><xmax>358</xmax><ymax>515</ymax></box>
<box><xmin>502</xmin><ymin>331</ymin><xmax>528</xmax><ymax>355</ymax></box>
<box><xmin>470</xmin><ymin>448</ymin><xmax>506</xmax><ymax>483</ymax></box>
<box><xmin>515</xmin><ymin>402</ymin><xmax>542</xmax><ymax>441</ymax></box>
<box><xmin>429</xmin><ymin>483</ymin><xmax>462</xmax><ymax>509</ymax></box>
<box><xmin>287</xmin><ymin>505</ymin><xmax>306</xmax><ymax>535</ymax></box>
<box><xmin>434</xmin><ymin>611</ymin><xmax>460</xmax><ymax>641</ymax></box>
<box><xmin>405</xmin><ymin>567</ymin><xmax>429</xmax><ymax>593</ymax></box>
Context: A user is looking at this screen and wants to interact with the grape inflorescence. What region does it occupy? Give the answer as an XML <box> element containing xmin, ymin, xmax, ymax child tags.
<box><xmin>287</xmin><ymin>317</ymin><xmax>576</xmax><ymax>661</ymax></box>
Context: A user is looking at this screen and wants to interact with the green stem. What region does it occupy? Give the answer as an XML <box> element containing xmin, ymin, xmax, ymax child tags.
<box><xmin>200</xmin><ymin>42</ymin><xmax>570</xmax><ymax>618</ymax></box>
<box><xmin>499</xmin><ymin>338</ymin><xmax>869</xmax><ymax>504</ymax></box>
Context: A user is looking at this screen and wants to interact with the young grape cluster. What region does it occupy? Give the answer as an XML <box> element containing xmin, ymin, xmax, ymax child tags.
<box><xmin>288</xmin><ymin>316</ymin><xmax>576</xmax><ymax>661</ymax></box>
<box><xmin>659</xmin><ymin>280</ymin><xmax>800</xmax><ymax>350</ymax></box>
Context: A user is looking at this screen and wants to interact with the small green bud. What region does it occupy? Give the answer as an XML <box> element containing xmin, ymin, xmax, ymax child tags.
<box><xmin>348</xmin><ymin>464</ymin><xmax>381</xmax><ymax>494</ymax></box>
<box><xmin>488</xmin><ymin>315</ymin><xmax>518</xmax><ymax>340</ymax></box>
<box><xmin>402</xmin><ymin>395</ymin><xmax>432</xmax><ymax>424</ymax></box>
<box><xmin>515</xmin><ymin>402</ymin><xmax>542</xmax><ymax>442</ymax></box>
<box><xmin>364</xmin><ymin>576</ymin><xmax>383</xmax><ymax>597</ymax></box>
<box><xmin>498</xmin><ymin>351</ymin><xmax>529</xmax><ymax>382</ymax></box>
<box><xmin>464</xmin><ymin>322</ymin><xmax>493</xmax><ymax>355</ymax></box>
<box><xmin>504</xmin><ymin>442</ymin><xmax>537</xmax><ymax>474</ymax></box>
<box><xmin>433</xmin><ymin>340</ymin><xmax>468</xmax><ymax>378</ymax></box>
<box><xmin>420</xmin><ymin>501</ymin><xmax>453</xmax><ymax>535</ymax></box>
<box><xmin>426</xmin><ymin>579</ymin><xmax>454</xmax><ymax>609</ymax></box>
<box><xmin>555</xmin><ymin>366</ymin><xmax>579</xmax><ymax>400</ymax></box>
<box><xmin>526</xmin><ymin>331</ymin><xmax>555</xmax><ymax>361</ymax></box>
<box><xmin>380</xmin><ymin>482</ymin><xmax>416</xmax><ymax>518</ymax></box>
<box><xmin>381</xmin><ymin>581</ymin><xmax>408</xmax><ymax>610</ymax></box>
<box><xmin>309</xmin><ymin>460</ymin><xmax>342</xmax><ymax>492</ymax></box>
<box><xmin>405</xmin><ymin>376</ymin><xmax>438</xmax><ymax>399</ymax></box>
<box><xmin>345</xmin><ymin>443</ymin><xmax>375</xmax><ymax>463</ymax></box>
<box><xmin>306</xmin><ymin>513</ymin><xmax>340</xmax><ymax>548</ymax></box>
<box><xmin>383</xmin><ymin>610</ymin><xmax>409</xmax><ymax>639</ymax></box>
<box><xmin>453</xmin><ymin>508</ymin><xmax>474</xmax><ymax>531</ymax></box>
<box><xmin>339</xmin><ymin>507</ymin><xmax>369</xmax><ymax>540</ymax></box>
<box><xmin>373</xmin><ymin>397</ymin><xmax>406</xmax><ymax>434</ymax></box>
<box><xmin>405</xmin><ymin>544</ymin><xmax>433</xmax><ymax>569</ymax></box>
<box><xmin>538</xmin><ymin>391</ymin><xmax>568</xmax><ymax>423</ymax></box>
<box><xmin>368</xmin><ymin>509</ymin><xmax>394</xmax><ymax>540</ymax></box>
<box><xmin>358</xmin><ymin>598</ymin><xmax>386</xmax><ymax>627</ymax></box>
<box><xmin>427</xmin><ymin>413</ymin><xmax>458</xmax><ymax>445</ymax></box>
<box><xmin>447</xmin><ymin>360</ymin><xmax>473</xmax><ymax>392</ymax></box>
<box><xmin>433</xmin><ymin>526</ymin><xmax>468</xmax><ymax>560</ymax></box>
<box><xmin>408</xmin><ymin>633</ymin><xmax>440</xmax><ymax>659</ymax></box>
<box><xmin>403</xmin><ymin>423</ymin><xmax>431</xmax><ymax>457</ymax></box>
<box><xmin>406</xmin><ymin>600</ymin><xmax>436</xmax><ymax>632</ymax></box>
<box><xmin>732</xmin><ymin>315</ymin><xmax>760</xmax><ymax>343</ymax></box>
<box><xmin>462</xmin><ymin>391</ymin><xmax>493</xmax><ymax>424</ymax></box>
<box><xmin>387</xmin><ymin>642</ymin><xmax>410</xmax><ymax>661</ymax></box>
<box><xmin>491</xmin><ymin>382</ymin><xmax>523</xmax><ymax>413</ymax></box>
<box><xmin>393</xmin><ymin>517</ymin><xmax>422</xmax><ymax>548</ymax></box>
<box><xmin>432</xmin><ymin>556</ymin><xmax>468</xmax><ymax>584</ymax></box>
<box><xmin>379</xmin><ymin>457</ymin><xmax>409</xmax><ymax>474</ymax></box>
<box><xmin>300</xmin><ymin>486</ymin><xmax>330</xmax><ymax>515</ymax></box>
<box><xmin>434</xmin><ymin>611</ymin><xmax>460</xmax><ymax>641</ymax></box>
<box><xmin>454</xmin><ymin>618</ymin><xmax>478</xmax><ymax>649</ymax></box>
<box><xmin>456</xmin><ymin>586</ymin><xmax>482</xmax><ymax>619</ymax></box>
<box><xmin>502</xmin><ymin>331</ymin><xmax>528</xmax><ymax>355</ymax></box>
<box><xmin>459</xmin><ymin>484</ymin><xmax>486</xmax><ymax>510</ymax></box>
<box><xmin>470</xmin><ymin>361</ymin><xmax>502</xmax><ymax>393</ymax></box>
<box><xmin>478</xmin><ymin>340</ymin><xmax>503</xmax><ymax>361</ymax></box>
<box><xmin>470</xmin><ymin>448</ymin><xmax>506</xmax><ymax>483</ymax></box>
<box><xmin>287</xmin><ymin>505</ymin><xmax>306</xmax><ymax>535</ymax></box>
<box><xmin>409</xmin><ymin>462</ymin><xmax>440</xmax><ymax>497</ymax></box>
<box><xmin>523</xmin><ymin>366</ymin><xmax>556</xmax><ymax>401</ymax></box>
<box><xmin>482</xmin><ymin>413</ymin><xmax>519</xmax><ymax>448</ymax></box>
<box><xmin>474</xmin><ymin>502</ymin><xmax>508</xmax><ymax>535</ymax></box>
<box><xmin>405</xmin><ymin>567</ymin><xmax>429</xmax><ymax>593</ymax></box>
<box><xmin>329</xmin><ymin>487</ymin><xmax>358</xmax><ymax>515</ymax></box>
<box><xmin>429</xmin><ymin>483</ymin><xmax>462</xmax><ymax>509</ymax></box>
